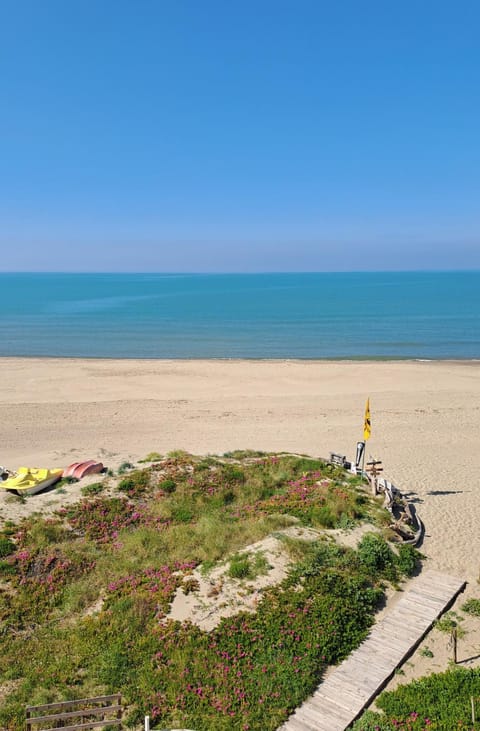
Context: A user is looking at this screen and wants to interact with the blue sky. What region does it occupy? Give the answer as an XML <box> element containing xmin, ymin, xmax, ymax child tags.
<box><xmin>1</xmin><ymin>1</ymin><xmax>479</xmax><ymax>271</ymax></box>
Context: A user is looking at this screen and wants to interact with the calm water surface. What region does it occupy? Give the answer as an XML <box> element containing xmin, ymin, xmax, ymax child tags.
<box><xmin>1</xmin><ymin>272</ymin><xmax>479</xmax><ymax>359</ymax></box>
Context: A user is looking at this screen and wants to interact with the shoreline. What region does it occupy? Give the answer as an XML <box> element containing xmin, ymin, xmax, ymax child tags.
<box><xmin>1</xmin><ymin>356</ymin><xmax>479</xmax><ymax>584</ymax></box>
<box><xmin>1</xmin><ymin>355</ymin><xmax>480</xmax><ymax>363</ymax></box>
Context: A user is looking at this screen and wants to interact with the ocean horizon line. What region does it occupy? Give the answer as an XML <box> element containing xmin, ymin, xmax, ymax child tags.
<box><xmin>1</xmin><ymin>268</ymin><xmax>480</xmax><ymax>275</ymax></box>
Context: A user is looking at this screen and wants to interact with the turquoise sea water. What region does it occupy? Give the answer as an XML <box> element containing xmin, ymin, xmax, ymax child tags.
<box><xmin>1</xmin><ymin>272</ymin><xmax>479</xmax><ymax>359</ymax></box>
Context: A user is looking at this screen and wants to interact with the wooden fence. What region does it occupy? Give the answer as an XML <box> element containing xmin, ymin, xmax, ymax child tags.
<box><xmin>26</xmin><ymin>693</ymin><xmax>122</xmax><ymax>731</ymax></box>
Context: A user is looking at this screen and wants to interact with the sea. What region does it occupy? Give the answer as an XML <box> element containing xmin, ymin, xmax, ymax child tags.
<box><xmin>1</xmin><ymin>271</ymin><xmax>479</xmax><ymax>360</ymax></box>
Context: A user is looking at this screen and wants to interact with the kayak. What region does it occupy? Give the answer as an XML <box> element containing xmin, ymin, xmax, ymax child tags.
<box><xmin>62</xmin><ymin>460</ymin><xmax>104</xmax><ymax>479</ymax></box>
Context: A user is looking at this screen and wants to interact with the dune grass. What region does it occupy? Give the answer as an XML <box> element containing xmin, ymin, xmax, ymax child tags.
<box><xmin>0</xmin><ymin>452</ymin><xmax>415</xmax><ymax>730</ymax></box>
<box><xmin>353</xmin><ymin>667</ymin><xmax>480</xmax><ymax>729</ymax></box>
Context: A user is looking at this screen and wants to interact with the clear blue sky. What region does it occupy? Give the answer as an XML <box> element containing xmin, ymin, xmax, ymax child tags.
<box><xmin>1</xmin><ymin>0</ymin><xmax>479</xmax><ymax>272</ymax></box>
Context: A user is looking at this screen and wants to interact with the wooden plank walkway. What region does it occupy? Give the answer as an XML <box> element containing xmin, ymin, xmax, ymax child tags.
<box><xmin>279</xmin><ymin>570</ymin><xmax>466</xmax><ymax>731</ymax></box>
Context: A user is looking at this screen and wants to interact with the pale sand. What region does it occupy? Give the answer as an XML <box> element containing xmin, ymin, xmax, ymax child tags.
<box><xmin>0</xmin><ymin>357</ymin><xmax>479</xmax><ymax>582</ymax></box>
<box><xmin>1</xmin><ymin>357</ymin><xmax>480</xmax><ymax>695</ymax></box>
<box><xmin>166</xmin><ymin>526</ymin><xmax>322</xmax><ymax>631</ymax></box>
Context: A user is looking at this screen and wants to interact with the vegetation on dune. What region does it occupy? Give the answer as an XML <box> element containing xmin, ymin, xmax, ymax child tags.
<box><xmin>0</xmin><ymin>452</ymin><xmax>419</xmax><ymax>730</ymax></box>
<box><xmin>462</xmin><ymin>598</ymin><xmax>480</xmax><ymax>617</ymax></box>
<box><xmin>138</xmin><ymin>452</ymin><xmax>163</xmax><ymax>463</ymax></box>
<box><xmin>227</xmin><ymin>550</ymin><xmax>271</xmax><ymax>580</ymax></box>
<box><xmin>352</xmin><ymin>667</ymin><xmax>480</xmax><ymax>729</ymax></box>
<box><xmin>353</xmin><ymin>591</ymin><xmax>480</xmax><ymax>729</ymax></box>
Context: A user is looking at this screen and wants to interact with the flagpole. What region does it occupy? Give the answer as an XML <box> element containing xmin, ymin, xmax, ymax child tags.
<box><xmin>362</xmin><ymin>397</ymin><xmax>371</xmax><ymax>475</ymax></box>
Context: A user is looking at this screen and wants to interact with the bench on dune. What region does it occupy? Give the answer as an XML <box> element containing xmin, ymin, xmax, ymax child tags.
<box><xmin>26</xmin><ymin>694</ymin><xmax>123</xmax><ymax>731</ymax></box>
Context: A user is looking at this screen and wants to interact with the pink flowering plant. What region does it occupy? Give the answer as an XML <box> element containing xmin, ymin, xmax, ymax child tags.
<box><xmin>137</xmin><ymin>551</ymin><xmax>382</xmax><ymax>730</ymax></box>
<box><xmin>0</xmin><ymin>535</ymin><xmax>95</xmax><ymax>625</ymax></box>
<box><xmin>0</xmin><ymin>452</ymin><xmax>413</xmax><ymax>731</ymax></box>
<box><xmin>252</xmin><ymin>471</ymin><xmax>367</xmax><ymax>527</ymax></box>
<box><xmin>105</xmin><ymin>561</ymin><xmax>196</xmax><ymax>615</ymax></box>
<box><xmin>353</xmin><ymin>667</ymin><xmax>480</xmax><ymax>730</ymax></box>
<box><xmin>59</xmin><ymin>497</ymin><xmax>170</xmax><ymax>542</ymax></box>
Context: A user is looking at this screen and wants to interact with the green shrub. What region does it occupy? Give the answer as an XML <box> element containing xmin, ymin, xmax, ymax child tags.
<box><xmin>0</xmin><ymin>535</ymin><xmax>15</xmax><ymax>558</ymax></box>
<box><xmin>56</xmin><ymin>476</ymin><xmax>78</xmax><ymax>487</ymax></box>
<box><xmin>117</xmin><ymin>478</ymin><xmax>135</xmax><ymax>492</ymax></box>
<box><xmin>159</xmin><ymin>478</ymin><xmax>176</xmax><ymax>494</ymax></box>
<box><xmin>288</xmin><ymin>541</ymin><xmax>345</xmax><ymax>582</ymax></box>
<box><xmin>118</xmin><ymin>461</ymin><xmax>134</xmax><ymax>474</ymax></box>
<box><xmin>227</xmin><ymin>551</ymin><xmax>270</xmax><ymax>580</ymax></box>
<box><xmin>81</xmin><ymin>482</ymin><xmax>105</xmax><ymax>496</ymax></box>
<box><xmin>316</xmin><ymin>505</ymin><xmax>336</xmax><ymax>527</ymax></box>
<box><xmin>357</xmin><ymin>533</ymin><xmax>398</xmax><ymax>580</ymax></box>
<box><xmin>396</xmin><ymin>544</ymin><xmax>421</xmax><ymax>577</ymax></box>
<box><xmin>21</xmin><ymin>518</ymin><xmax>70</xmax><ymax>548</ymax></box>
<box><xmin>462</xmin><ymin>598</ymin><xmax>480</xmax><ymax>616</ymax></box>
<box><xmin>435</xmin><ymin>610</ymin><xmax>463</xmax><ymax>634</ymax></box>
<box><xmin>227</xmin><ymin>553</ymin><xmax>251</xmax><ymax>579</ymax></box>
<box><xmin>0</xmin><ymin>558</ymin><xmax>16</xmax><ymax>576</ymax></box>
<box><xmin>138</xmin><ymin>452</ymin><xmax>163</xmax><ymax>463</ymax></box>
<box><xmin>117</xmin><ymin>470</ymin><xmax>150</xmax><ymax>497</ymax></box>
<box><xmin>220</xmin><ymin>464</ymin><xmax>246</xmax><ymax>484</ymax></box>
<box><xmin>372</xmin><ymin>667</ymin><xmax>480</xmax><ymax>730</ymax></box>
<box><xmin>166</xmin><ymin>449</ymin><xmax>192</xmax><ymax>461</ymax></box>
<box><xmin>290</xmin><ymin>457</ymin><xmax>325</xmax><ymax>473</ymax></box>
<box><xmin>352</xmin><ymin>711</ymin><xmax>394</xmax><ymax>730</ymax></box>
<box><xmin>336</xmin><ymin>513</ymin><xmax>357</xmax><ymax>530</ymax></box>
<box><xmin>170</xmin><ymin>505</ymin><xmax>194</xmax><ymax>523</ymax></box>
<box><xmin>1</xmin><ymin>521</ymin><xmax>17</xmax><ymax>535</ymax></box>
<box><xmin>222</xmin><ymin>449</ymin><xmax>266</xmax><ymax>458</ymax></box>
<box><xmin>195</xmin><ymin>457</ymin><xmax>217</xmax><ymax>470</ymax></box>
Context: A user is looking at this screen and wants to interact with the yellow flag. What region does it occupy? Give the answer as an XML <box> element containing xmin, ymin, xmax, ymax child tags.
<box><xmin>363</xmin><ymin>398</ymin><xmax>371</xmax><ymax>441</ymax></box>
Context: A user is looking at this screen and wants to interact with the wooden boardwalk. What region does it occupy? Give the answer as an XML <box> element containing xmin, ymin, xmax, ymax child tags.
<box><xmin>279</xmin><ymin>570</ymin><xmax>466</xmax><ymax>731</ymax></box>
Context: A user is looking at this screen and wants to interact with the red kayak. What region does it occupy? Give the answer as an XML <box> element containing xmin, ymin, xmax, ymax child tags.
<box><xmin>63</xmin><ymin>461</ymin><xmax>104</xmax><ymax>479</ymax></box>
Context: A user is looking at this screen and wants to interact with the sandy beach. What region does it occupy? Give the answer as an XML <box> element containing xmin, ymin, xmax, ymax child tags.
<box><xmin>0</xmin><ymin>357</ymin><xmax>479</xmax><ymax>586</ymax></box>
<box><xmin>1</xmin><ymin>356</ymin><xmax>480</xmax><ymax>703</ymax></box>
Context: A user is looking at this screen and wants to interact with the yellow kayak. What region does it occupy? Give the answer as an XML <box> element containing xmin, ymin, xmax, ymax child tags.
<box><xmin>0</xmin><ymin>467</ymin><xmax>63</xmax><ymax>496</ymax></box>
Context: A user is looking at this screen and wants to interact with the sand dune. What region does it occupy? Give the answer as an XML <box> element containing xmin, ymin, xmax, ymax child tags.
<box><xmin>0</xmin><ymin>358</ymin><xmax>479</xmax><ymax>584</ymax></box>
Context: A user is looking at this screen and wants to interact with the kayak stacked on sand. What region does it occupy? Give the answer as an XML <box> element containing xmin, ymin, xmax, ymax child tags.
<box><xmin>62</xmin><ymin>460</ymin><xmax>104</xmax><ymax>480</ymax></box>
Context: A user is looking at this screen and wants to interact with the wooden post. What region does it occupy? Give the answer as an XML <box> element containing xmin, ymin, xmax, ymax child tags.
<box><xmin>365</xmin><ymin>458</ymin><xmax>383</xmax><ymax>494</ymax></box>
<box><xmin>471</xmin><ymin>696</ymin><xmax>475</xmax><ymax>724</ymax></box>
<box><xmin>117</xmin><ymin>693</ymin><xmax>122</xmax><ymax>726</ymax></box>
<box><xmin>145</xmin><ymin>715</ymin><xmax>150</xmax><ymax>731</ymax></box>
<box><xmin>452</xmin><ymin>627</ymin><xmax>458</xmax><ymax>664</ymax></box>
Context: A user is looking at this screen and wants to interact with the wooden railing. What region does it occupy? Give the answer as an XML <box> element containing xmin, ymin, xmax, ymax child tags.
<box><xmin>26</xmin><ymin>693</ymin><xmax>122</xmax><ymax>731</ymax></box>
